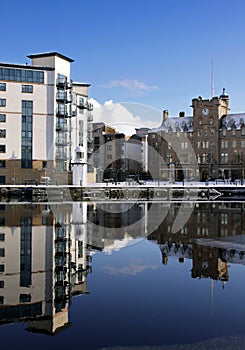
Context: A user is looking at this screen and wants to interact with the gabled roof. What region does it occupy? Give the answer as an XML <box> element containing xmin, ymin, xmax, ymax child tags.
<box><xmin>220</xmin><ymin>113</ymin><xmax>245</xmax><ymax>130</ymax></box>
<box><xmin>27</xmin><ymin>52</ymin><xmax>74</xmax><ymax>63</ymax></box>
<box><xmin>150</xmin><ymin>116</ymin><xmax>193</xmax><ymax>133</ymax></box>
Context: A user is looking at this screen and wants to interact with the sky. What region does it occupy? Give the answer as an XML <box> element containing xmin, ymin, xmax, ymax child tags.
<box><xmin>2</xmin><ymin>0</ymin><xmax>245</xmax><ymax>132</ymax></box>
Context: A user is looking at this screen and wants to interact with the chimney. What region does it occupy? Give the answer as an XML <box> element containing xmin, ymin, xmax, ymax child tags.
<box><xmin>179</xmin><ymin>111</ymin><xmax>185</xmax><ymax>118</ymax></box>
<box><xmin>163</xmin><ymin>110</ymin><xmax>169</xmax><ymax>120</ymax></box>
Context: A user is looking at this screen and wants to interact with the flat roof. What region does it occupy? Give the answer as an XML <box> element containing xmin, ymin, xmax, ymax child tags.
<box><xmin>27</xmin><ymin>52</ymin><xmax>74</xmax><ymax>63</ymax></box>
<box><xmin>73</xmin><ymin>82</ymin><xmax>91</xmax><ymax>87</ymax></box>
<box><xmin>0</xmin><ymin>62</ymin><xmax>54</xmax><ymax>71</ymax></box>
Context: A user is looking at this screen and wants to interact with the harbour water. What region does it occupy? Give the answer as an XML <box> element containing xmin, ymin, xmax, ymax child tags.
<box><xmin>0</xmin><ymin>200</ymin><xmax>245</xmax><ymax>349</ymax></box>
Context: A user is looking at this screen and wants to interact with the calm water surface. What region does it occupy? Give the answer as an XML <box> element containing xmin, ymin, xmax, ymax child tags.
<box><xmin>0</xmin><ymin>201</ymin><xmax>245</xmax><ymax>349</ymax></box>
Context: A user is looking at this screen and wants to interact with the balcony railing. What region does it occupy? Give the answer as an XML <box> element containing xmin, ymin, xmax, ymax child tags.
<box><xmin>56</xmin><ymin>138</ymin><xmax>70</xmax><ymax>146</ymax></box>
<box><xmin>56</xmin><ymin>77</ymin><xmax>67</xmax><ymax>87</ymax></box>
<box><xmin>56</xmin><ymin>108</ymin><xmax>72</xmax><ymax>118</ymax></box>
<box><xmin>56</xmin><ymin>123</ymin><xmax>68</xmax><ymax>132</ymax></box>
<box><xmin>77</xmin><ymin>101</ymin><xmax>93</xmax><ymax>111</ymax></box>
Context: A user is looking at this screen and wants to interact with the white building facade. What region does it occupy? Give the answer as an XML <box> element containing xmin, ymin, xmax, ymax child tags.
<box><xmin>0</xmin><ymin>52</ymin><xmax>92</xmax><ymax>185</ymax></box>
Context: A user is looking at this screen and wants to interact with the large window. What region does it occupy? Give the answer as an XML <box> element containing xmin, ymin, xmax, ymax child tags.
<box><xmin>20</xmin><ymin>217</ymin><xmax>32</xmax><ymax>287</ymax></box>
<box><xmin>21</xmin><ymin>101</ymin><xmax>33</xmax><ymax>168</ymax></box>
<box><xmin>0</xmin><ymin>67</ymin><xmax>44</xmax><ymax>83</ymax></box>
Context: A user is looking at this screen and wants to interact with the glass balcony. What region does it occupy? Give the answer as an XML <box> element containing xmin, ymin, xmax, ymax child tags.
<box><xmin>56</xmin><ymin>77</ymin><xmax>67</xmax><ymax>87</ymax></box>
<box><xmin>56</xmin><ymin>123</ymin><xmax>68</xmax><ymax>132</ymax></box>
<box><xmin>56</xmin><ymin>91</ymin><xmax>67</xmax><ymax>102</ymax></box>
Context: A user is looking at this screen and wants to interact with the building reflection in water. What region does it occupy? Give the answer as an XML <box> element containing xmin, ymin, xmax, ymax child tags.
<box><xmin>0</xmin><ymin>202</ymin><xmax>93</xmax><ymax>335</ymax></box>
<box><xmin>0</xmin><ymin>201</ymin><xmax>244</xmax><ymax>334</ymax></box>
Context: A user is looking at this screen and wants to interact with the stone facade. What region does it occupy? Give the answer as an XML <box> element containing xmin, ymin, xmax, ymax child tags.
<box><xmin>148</xmin><ymin>90</ymin><xmax>245</xmax><ymax>181</ymax></box>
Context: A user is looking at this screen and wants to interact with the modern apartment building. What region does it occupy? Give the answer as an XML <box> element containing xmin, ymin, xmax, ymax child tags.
<box><xmin>0</xmin><ymin>52</ymin><xmax>93</xmax><ymax>185</ymax></box>
<box><xmin>148</xmin><ymin>90</ymin><xmax>245</xmax><ymax>181</ymax></box>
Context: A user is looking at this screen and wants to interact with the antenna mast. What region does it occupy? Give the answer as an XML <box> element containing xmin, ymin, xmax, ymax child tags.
<box><xmin>211</xmin><ymin>60</ymin><xmax>214</xmax><ymax>97</ymax></box>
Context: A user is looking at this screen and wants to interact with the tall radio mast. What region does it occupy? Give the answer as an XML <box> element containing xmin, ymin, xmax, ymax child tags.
<box><xmin>211</xmin><ymin>60</ymin><xmax>214</xmax><ymax>97</ymax></box>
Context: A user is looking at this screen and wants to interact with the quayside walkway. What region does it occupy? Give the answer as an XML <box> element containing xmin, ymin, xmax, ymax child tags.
<box><xmin>0</xmin><ymin>181</ymin><xmax>244</xmax><ymax>202</ymax></box>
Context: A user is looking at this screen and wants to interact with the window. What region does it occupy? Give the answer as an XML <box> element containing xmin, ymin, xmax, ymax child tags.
<box><xmin>222</xmin><ymin>127</ymin><xmax>227</xmax><ymax>136</ymax></box>
<box><xmin>0</xmin><ymin>130</ymin><xmax>6</xmax><ymax>138</ymax></box>
<box><xmin>221</xmin><ymin>213</ymin><xmax>228</xmax><ymax>225</ymax></box>
<box><xmin>107</xmin><ymin>154</ymin><xmax>112</xmax><ymax>159</ymax></box>
<box><xmin>242</xmin><ymin>127</ymin><xmax>245</xmax><ymax>136</ymax></box>
<box><xmin>0</xmin><ymin>265</ymin><xmax>4</xmax><ymax>272</ymax></box>
<box><xmin>0</xmin><ymin>296</ymin><xmax>3</xmax><ymax>304</ymax></box>
<box><xmin>232</xmin><ymin>140</ymin><xmax>236</xmax><ymax>148</ymax></box>
<box><xmin>20</xmin><ymin>217</ymin><xmax>32</xmax><ymax>287</ymax></box>
<box><xmin>0</xmin><ymin>281</ymin><xmax>4</xmax><ymax>288</ymax></box>
<box><xmin>241</xmin><ymin>140</ymin><xmax>245</xmax><ymax>148</ymax></box>
<box><xmin>232</xmin><ymin>128</ymin><xmax>236</xmax><ymax>136</ymax></box>
<box><xmin>198</xmin><ymin>130</ymin><xmax>201</xmax><ymax>137</ymax></box>
<box><xmin>0</xmin><ymin>249</ymin><xmax>4</xmax><ymax>257</ymax></box>
<box><xmin>19</xmin><ymin>294</ymin><xmax>31</xmax><ymax>303</ymax></box>
<box><xmin>221</xmin><ymin>153</ymin><xmax>228</xmax><ymax>164</ymax></box>
<box><xmin>210</xmin><ymin>129</ymin><xmax>215</xmax><ymax>136</ymax></box>
<box><xmin>202</xmin><ymin>154</ymin><xmax>208</xmax><ymax>163</ymax></box>
<box><xmin>0</xmin><ymin>67</ymin><xmax>44</xmax><ymax>83</ymax></box>
<box><xmin>179</xmin><ymin>154</ymin><xmax>188</xmax><ymax>163</ymax></box>
<box><xmin>0</xmin><ymin>114</ymin><xmax>6</xmax><ymax>122</ymax></box>
<box><xmin>94</xmin><ymin>137</ymin><xmax>100</xmax><ymax>145</ymax></box>
<box><xmin>0</xmin><ymin>83</ymin><xmax>6</xmax><ymax>91</ymax></box>
<box><xmin>0</xmin><ymin>145</ymin><xmax>5</xmax><ymax>153</ymax></box>
<box><xmin>21</xmin><ymin>85</ymin><xmax>33</xmax><ymax>93</ymax></box>
<box><xmin>0</xmin><ymin>160</ymin><xmax>5</xmax><ymax>168</ymax></box>
<box><xmin>0</xmin><ymin>99</ymin><xmax>6</xmax><ymax>107</ymax></box>
<box><xmin>0</xmin><ymin>234</ymin><xmax>5</xmax><ymax>241</ymax></box>
<box><xmin>21</xmin><ymin>101</ymin><xmax>32</xmax><ymax>168</ymax></box>
<box><xmin>107</xmin><ymin>145</ymin><xmax>112</xmax><ymax>151</ymax></box>
<box><xmin>221</xmin><ymin>140</ymin><xmax>228</xmax><ymax>148</ymax></box>
<box><xmin>0</xmin><ymin>177</ymin><xmax>5</xmax><ymax>185</ymax></box>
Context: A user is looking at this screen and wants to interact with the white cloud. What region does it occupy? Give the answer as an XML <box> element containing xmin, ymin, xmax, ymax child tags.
<box><xmin>89</xmin><ymin>98</ymin><xmax>160</xmax><ymax>136</ymax></box>
<box><xmin>88</xmin><ymin>97</ymin><xmax>101</xmax><ymax>109</ymax></box>
<box><xmin>100</xmin><ymin>263</ymin><xmax>157</xmax><ymax>276</ymax></box>
<box><xmin>100</xmin><ymin>79</ymin><xmax>158</xmax><ymax>93</ymax></box>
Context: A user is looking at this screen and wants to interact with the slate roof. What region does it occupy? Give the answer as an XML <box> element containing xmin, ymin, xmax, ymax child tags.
<box><xmin>150</xmin><ymin>116</ymin><xmax>193</xmax><ymax>133</ymax></box>
<box><xmin>220</xmin><ymin>113</ymin><xmax>245</xmax><ymax>130</ymax></box>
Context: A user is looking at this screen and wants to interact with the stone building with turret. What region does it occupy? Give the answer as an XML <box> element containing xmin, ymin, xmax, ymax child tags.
<box><xmin>148</xmin><ymin>90</ymin><xmax>245</xmax><ymax>181</ymax></box>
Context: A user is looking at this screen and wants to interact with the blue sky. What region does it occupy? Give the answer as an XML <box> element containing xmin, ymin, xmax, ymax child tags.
<box><xmin>2</xmin><ymin>0</ymin><xmax>245</xmax><ymax>123</ymax></box>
